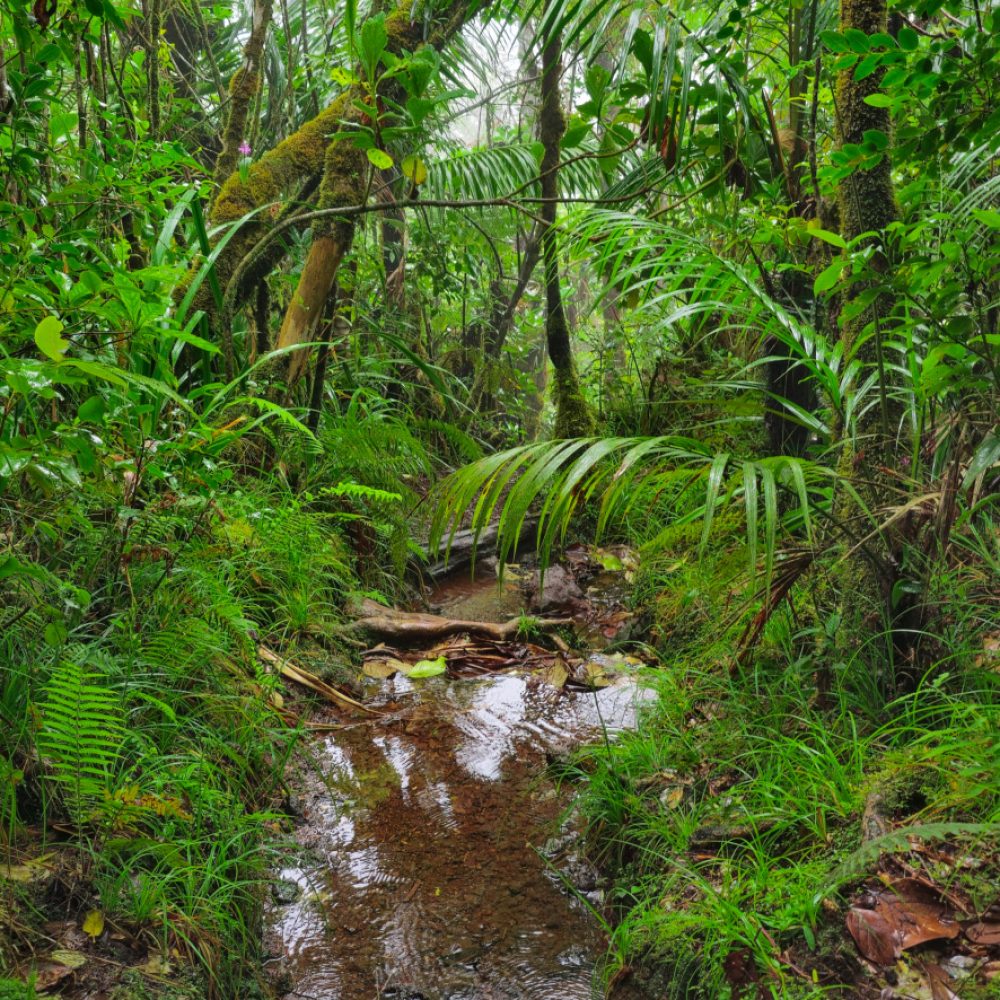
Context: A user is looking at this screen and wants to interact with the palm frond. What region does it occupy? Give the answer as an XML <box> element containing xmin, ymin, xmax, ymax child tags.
<box><xmin>429</xmin><ymin>436</ymin><xmax>833</xmax><ymax>591</ymax></box>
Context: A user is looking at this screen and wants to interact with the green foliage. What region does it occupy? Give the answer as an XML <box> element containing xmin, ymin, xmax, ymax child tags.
<box><xmin>1</xmin><ymin>0</ymin><xmax>998</xmax><ymax>992</ymax></box>
<box><xmin>37</xmin><ymin>659</ymin><xmax>125</xmax><ymax>825</ymax></box>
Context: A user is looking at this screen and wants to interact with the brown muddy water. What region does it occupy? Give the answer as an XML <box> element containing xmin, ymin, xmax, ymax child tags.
<box><xmin>267</xmin><ymin>573</ymin><xmax>652</xmax><ymax>1000</ymax></box>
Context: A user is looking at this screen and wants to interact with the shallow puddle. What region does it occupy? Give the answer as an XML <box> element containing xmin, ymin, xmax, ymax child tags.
<box><xmin>269</xmin><ymin>655</ymin><xmax>651</xmax><ymax>999</ymax></box>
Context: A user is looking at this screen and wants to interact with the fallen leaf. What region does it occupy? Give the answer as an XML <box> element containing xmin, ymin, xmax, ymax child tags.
<box><xmin>925</xmin><ymin>962</ymin><xmax>960</xmax><ymax>1000</ymax></box>
<box><xmin>136</xmin><ymin>951</ymin><xmax>172</xmax><ymax>975</ymax></box>
<box><xmin>965</xmin><ymin>921</ymin><xmax>1000</xmax><ymax>945</ymax></box>
<box><xmin>594</xmin><ymin>548</ymin><xmax>623</xmax><ymax>572</ymax></box>
<box><xmin>660</xmin><ymin>786</ymin><xmax>685</xmax><ymax>810</ymax></box>
<box><xmin>407</xmin><ymin>656</ymin><xmax>447</xmax><ymax>679</ymax></box>
<box><xmin>82</xmin><ymin>909</ymin><xmax>104</xmax><ymax>938</ymax></box>
<box><xmin>848</xmin><ymin>880</ymin><xmax>961</xmax><ymax>967</ymax></box>
<box><xmin>539</xmin><ymin>660</ymin><xmax>568</xmax><ymax>689</ymax></box>
<box><xmin>578</xmin><ymin>659</ymin><xmax>614</xmax><ymax>688</ymax></box>
<box><xmin>887</xmin><ymin>879</ymin><xmax>961</xmax><ymax>949</ymax></box>
<box><xmin>362</xmin><ymin>657</ymin><xmax>407</xmax><ymax>679</ymax></box>
<box><xmin>846</xmin><ymin>906</ymin><xmax>901</xmax><ymax>966</ymax></box>
<box><xmin>49</xmin><ymin>949</ymin><xmax>87</xmax><ymax>969</ymax></box>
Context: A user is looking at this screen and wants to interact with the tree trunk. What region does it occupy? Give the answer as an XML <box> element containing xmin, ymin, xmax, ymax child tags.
<box><xmin>212</xmin><ymin>0</ymin><xmax>272</xmax><ymax>194</ymax></box>
<box><xmin>836</xmin><ymin>0</ymin><xmax>897</xmax><ymax>438</ymax></box>
<box><xmin>538</xmin><ymin>15</ymin><xmax>594</xmax><ymax>438</ymax></box>
<box><xmin>830</xmin><ymin>0</ymin><xmax>908</xmax><ymax>685</ymax></box>
<box><xmin>469</xmin><ymin>229</ymin><xmax>541</xmax><ymax>418</ymax></box>
<box><xmin>184</xmin><ymin>0</ymin><xmax>468</xmax><ymax>336</ymax></box>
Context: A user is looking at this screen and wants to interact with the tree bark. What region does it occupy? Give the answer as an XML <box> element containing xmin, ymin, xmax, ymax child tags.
<box><xmin>830</xmin><ymin>0</ymin><xmax>908</xmax><ymax>685</ymax></box>
<box><xmin>212</xmin><ymin>0</ymin><xmax>272</xmax><ymax>194</ymax></box>
<box><xmin>184</xmin><ymin>0</ymin><xmax>469</xmax><ymax>336</ymax></box>
<box><xmin>538</xmin><ymin>15</ymin><xmax>594</xmax><ymax>438</ymax></box>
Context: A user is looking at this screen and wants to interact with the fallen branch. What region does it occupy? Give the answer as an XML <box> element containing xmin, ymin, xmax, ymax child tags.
<box><xmin>257</xmin><ymin>645</ymin><xmax>377</xmax><ymax>715</ymax></box>
<box><xmin>351</xmin><ymin>599</ymin><xmax>570</xmax><ymax>643</ymax></box>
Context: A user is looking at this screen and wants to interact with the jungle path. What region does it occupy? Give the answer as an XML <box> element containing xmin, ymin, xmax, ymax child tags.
<box><xmin>267</xmin><ymin>550</ymin><xmax>651</xmax><ymax>999</ymax></box>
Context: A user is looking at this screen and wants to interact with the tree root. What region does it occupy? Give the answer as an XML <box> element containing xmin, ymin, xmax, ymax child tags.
<box><xmin>349</xmin><ymin>599</ymin><xmax>570</xmax><ymax>643</ymax></box>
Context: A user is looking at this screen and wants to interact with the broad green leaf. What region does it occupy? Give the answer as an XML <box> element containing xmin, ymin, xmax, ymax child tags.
<box><xmin>34</xmin><ymin>316</ymin><xmax>69</xmax><ymax>360</ymax></box>
<box><xmin>814</xmin><ymin>259</ymin><xmax>844</xmax><ymax>294</ymax></box>
<box><xmin>367</xmin><ymin>148</ymin><xmax>394</xmax><ymax>170</ymax></box>
<box><xmin>407</xmin><ymin>657</ymin><xmax>447</xmax><ymax>678</ymax></box>
<box><xmin>359</xmin><ymin>15</ymin><xmax>387</xmax><ymax>70</ymax></box>
<box><xmin>972</xmin><ymin>209</ymin><xmax>1000</xmax><ymax>230</ymax></box>
<box><xmin>809</xmin><ymin>228</ymin><xmax>847</xmax><ymax>249</ymax></box>
<box><xmin>401</xmin><ymin>155</ymin><xmax>428</xmax><ymax>185</ymax></box>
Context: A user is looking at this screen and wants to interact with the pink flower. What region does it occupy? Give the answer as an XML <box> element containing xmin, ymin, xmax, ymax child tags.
<box><xmin>238</xmin><ymin>141</ymin><xmax>252</xmax><ymax>157</ymax></box>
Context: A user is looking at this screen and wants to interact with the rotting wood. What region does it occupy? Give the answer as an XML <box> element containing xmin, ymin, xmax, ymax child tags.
<box><xmin>420</xmin><ymin>516</ymin><xmax>540</xmax><ymax>580</ymax></box>
<box><xmin>257</xmin><ymin>644</ymin><xmax>377</xmax><ymax>714</ymax></box>
<box><xmin>350</xmin><ymin>599</ymin><xmax>570</xmax><ymax>643</ymax></box>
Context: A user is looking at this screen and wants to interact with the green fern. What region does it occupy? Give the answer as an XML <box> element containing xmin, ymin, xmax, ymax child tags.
<box><xmin>818</xmin><ymin>821</ymin><xmax>999</xmax><ymax>901</ymax></box>
<box><xmin>38</xmin><ymin>661</ymin><xmax>125</xmax><ymax>825</ymax></box>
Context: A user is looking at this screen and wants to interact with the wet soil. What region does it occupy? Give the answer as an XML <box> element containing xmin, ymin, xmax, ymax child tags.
<box><xmin>267</xmin><ymin>568</ymin><xmax>651</xmax><ymax>1000</ymax></box>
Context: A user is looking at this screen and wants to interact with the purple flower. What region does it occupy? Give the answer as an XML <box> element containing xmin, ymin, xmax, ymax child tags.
<box><xmin>238</xmin><ymin>141</ymin><xmax>252</xmax><ymax>157</ymax></box>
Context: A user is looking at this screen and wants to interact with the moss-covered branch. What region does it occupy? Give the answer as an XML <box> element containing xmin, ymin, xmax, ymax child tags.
<box><xmin>212</xmin><ymin>0</ymin><xmax>272</xmax><ymax>193</ymax></box>
<box><xmin>188</xmin><ymin>0</ymin><xmax>470</xmax><ymax>330</ymax></box>
<box><xmin>276</xmin><ymin>139</ymin><xmax>366</xmax><ymax>385</ymax></box>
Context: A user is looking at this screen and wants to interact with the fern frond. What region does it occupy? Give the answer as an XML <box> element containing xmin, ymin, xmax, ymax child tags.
<box><xmin>818</xmin><ymin>821</ymin><xmax>999</xmax><ymax>900</ymax></box>
<box><xmin>38</xmin><ymin>661</ymin><xmax>125</xmax><ymax>824</ymax></box>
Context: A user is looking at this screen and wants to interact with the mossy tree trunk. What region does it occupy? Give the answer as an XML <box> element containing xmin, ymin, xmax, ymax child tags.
<box><xmin>212</xmin><ymin>0</ymin><xmax>272</xmax><ymax>195</ymax></box>
<box><xmin>277</xmin><ymin>139</ymin><xmax>366</xmax><ymax>386</ymax></box>
<box><xmin>836</xmin><ymin>0</ymin><xmax>897</xmax><ymax>434</ymax></box>
<box><xmin>538</xmin><ymin>15</ymin><xmax>594</xmax><ymax>438</ymax></box>
<box><xmin>830</xmin><ymin>0</ymin><xmax>910</xmax><ymax>683</ymax></box>
<box><xmin>187</xmin><ymin>0</ymin><xmax>468</xmax><ymax>340</ymax></box>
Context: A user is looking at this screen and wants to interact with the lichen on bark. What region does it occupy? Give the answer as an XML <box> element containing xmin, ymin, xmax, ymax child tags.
<box><xmin>184</xmin><ymin>0</ymin><xmax>468</xmax><ymax>339</ymax></box>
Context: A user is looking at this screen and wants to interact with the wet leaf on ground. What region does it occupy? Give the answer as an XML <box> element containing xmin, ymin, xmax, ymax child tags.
<box><xmin>847</xmin><ymin>878</ymin><xmax>961</xmax><ymax>966</ymax></box>
<box><xmin>965</xmin><ymin>920</ymin><xmax>1000</xmax><ymax>945</ymax></box>
<box><xmin>846</xmin><ymin>906</ymin><xmax>901</xmax><ymax>965</ymax></box>
<box><xmin>926</xmin><ymin>961</ymin><xmax>961</xmax><ymax>1000</ymax></box>
<box><xmin>31</xmin><ymin>949</ymin><xmax>88</xmax><ymax>989</ymax></box>
<box><xmin>539</xmin><ymin>660</ymin><xmax>569</xmax><ymax>689</ymax></box>
<box><xmin>407</xmin><ymin>656</ymin><xmax>448</xmax><ymax>678</ymax></box>
<box><xmin>363</xmin><ymin>657</ymin><xmax>408</xmax><ymax>679</ymax></box>
<box><xmin>82</xmin><ymin>909</ymin><xmax>104</xmax><ymax>938</ymax></box>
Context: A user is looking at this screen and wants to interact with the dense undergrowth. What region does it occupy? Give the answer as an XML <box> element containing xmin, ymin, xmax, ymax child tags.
<box><xmin>0</xmin><ymin>380</ymin><xmax>450</xmax><ymax>994</ymax></box>
<box><xmin>574</xmin><ymin>505</ymin><xmax>1000</xmax><ymax>997</ymax></box>
<box><xmin>2</xmin><ymin>0</ymin><xmax>999</xmax><ymax>991</ymax></box>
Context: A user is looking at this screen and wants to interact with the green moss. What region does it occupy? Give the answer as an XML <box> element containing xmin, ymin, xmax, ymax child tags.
<box><xmin>213</xmin><ymin>92</ymin><xmax>351</xmax><ymax>225</ymax></box>
<box><xmin>315</xmin><ymin>138</ymin><xmax>366</xmax><ymax>241</ymax></box>
<box><xmin>835</xmin><ymin>0</ymin><xmax>897</xmax><ymax>368</ymax></box>
<box><xmin>551</xmin><ymin>365</ymin><xmax>595</xmax><ymax>438</ymax></box>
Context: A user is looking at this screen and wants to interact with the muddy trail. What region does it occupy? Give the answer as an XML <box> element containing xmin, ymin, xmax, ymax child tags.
<box><xmin>266</xmin><ymin>546</ymin><xmax>653</xmax><ymax>1000</ymax></box>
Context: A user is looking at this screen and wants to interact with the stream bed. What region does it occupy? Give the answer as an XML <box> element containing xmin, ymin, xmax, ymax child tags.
<box><xmin>267</xmin><ymin>565</ymin><xmax>652</xmax><ymax>1000</ymax></box>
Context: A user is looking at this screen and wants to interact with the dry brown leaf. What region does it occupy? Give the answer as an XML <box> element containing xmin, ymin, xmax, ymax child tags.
<box><xmin>847</xmin><ymin>906</ymin><xmax>901</xmax><ymax>966</ymax></box>
<box><xmin>886</xmin><ymin>879</ymin><xmax>961</xmax><ymax>949</ymax></box>
<box><xmin>925</xmin><ymin>962</ymin><xmax>961</xmax><ymax>1000</ymax></box>
<box><xmin>848</xmin><ymin>880</ymin><xmax>961</xmax><ymax>967</ymax></box>
<box><xmin>965</xmin><ymin>921</ymin><xmax>1000</xmax><ymax>945</ymax></box>
<box><xmin>32</xmin><ymin>949</ymin><xmax>88</xmax><ymax>989</ymax></box>
<box><xmin>362</xmin><ymin>657</ymin><xmax>407</xmax><ymax>679</ymax></box>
